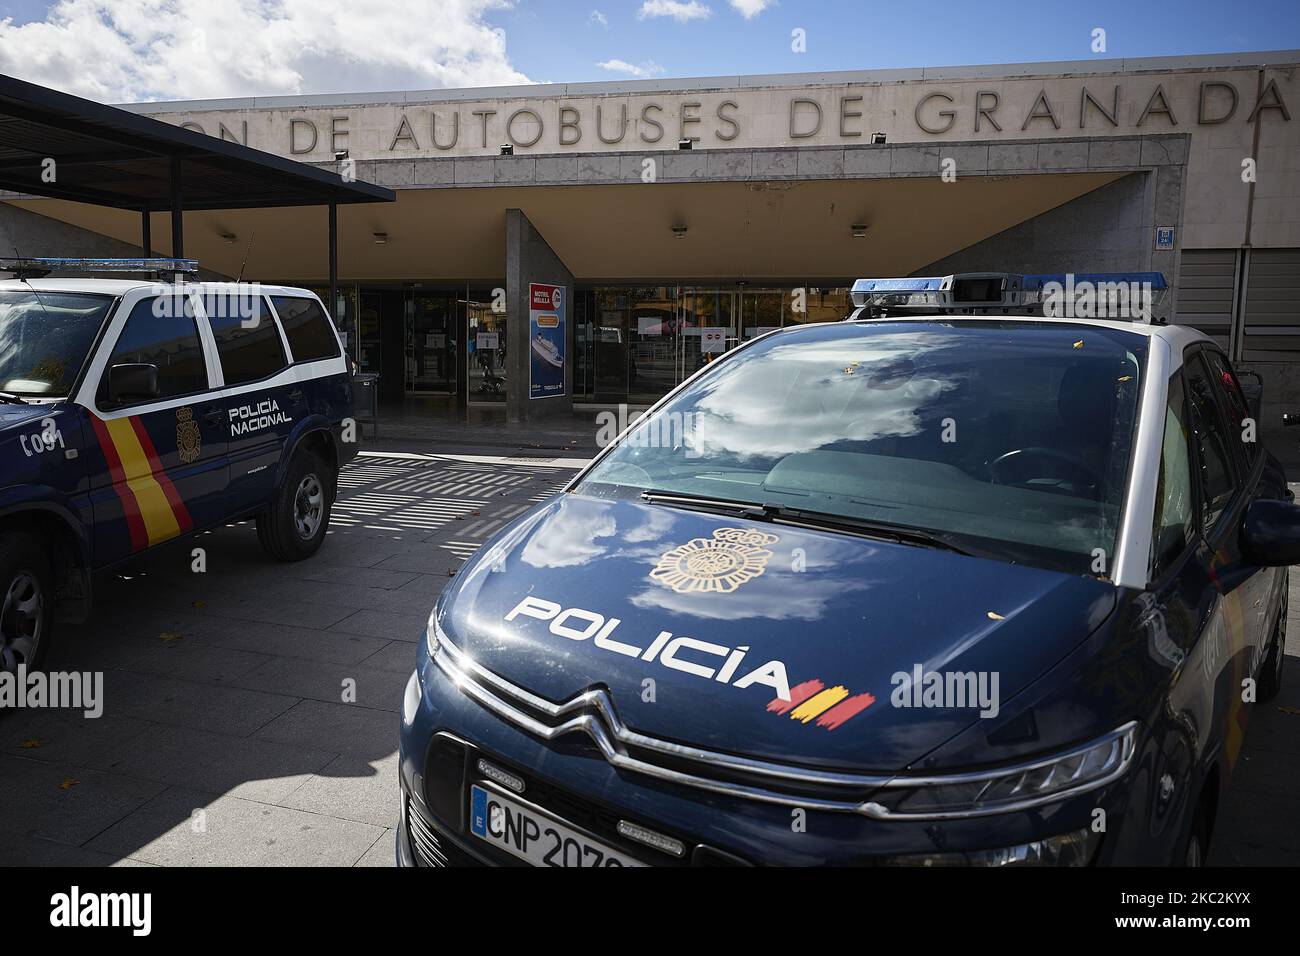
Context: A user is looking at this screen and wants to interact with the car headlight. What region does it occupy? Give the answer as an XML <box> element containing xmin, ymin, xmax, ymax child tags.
<box><xmin>426</xmin><ymin>608</ymin><xmax>454</xmax><ymax>663</ymax></box>
<box><xmin>878</xmin><ymin>828</ymin><xmax>1099</xmax><ymax>867</ymax></box>
<box><xmin>862</xmin><ymin>721</ymin><xmax>1138</xmax><ymax>820</ymax></box>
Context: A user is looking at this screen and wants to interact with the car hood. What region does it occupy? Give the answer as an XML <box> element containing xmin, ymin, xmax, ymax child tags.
<box><xmin>440</xmin><ymin>492</ymin><xmax>1116</xmax><ymax>773</ymax></box>
<box><xmin>0</xmin><ymin>401</ymin><xmax>59</xmax><ymax>429</ymax></box>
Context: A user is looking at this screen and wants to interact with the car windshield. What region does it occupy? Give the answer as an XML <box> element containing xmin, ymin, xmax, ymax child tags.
<box><xmin>575</xmin><ymin>320</ymin><xmax>1149</xmax><ymax>576</ymax></box>
<box><xmin>0</xmin><ymin>290</ymin><xmax>116</xmax><ymax>397</ymax></box>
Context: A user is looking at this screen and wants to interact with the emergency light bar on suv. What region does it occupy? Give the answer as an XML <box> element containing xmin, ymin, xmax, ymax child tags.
<box><xmin>850</xmin><ymin>271</ymin><xmax>1168</xmax><ymax>320</ymax></box>
<box><xmin>0</xmin><ymin>256</ymin><xmax>199</xmax><ymax>279</ymax></box>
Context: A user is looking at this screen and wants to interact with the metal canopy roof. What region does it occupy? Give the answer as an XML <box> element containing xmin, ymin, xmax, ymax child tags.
<box><xmin>0</xmin><ymin>72</ymin><xmax>394</xmax><ymax>211</ymax></box>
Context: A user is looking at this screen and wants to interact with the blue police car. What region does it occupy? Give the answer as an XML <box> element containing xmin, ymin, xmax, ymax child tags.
<box><xmin>399</xmin><ymin>272</ymin><xmax>1292</xmax><ymax>866</ymax></box>
<box><xmin>0</xmin><ymin>259</ymin><xmax>356</xmax><ymax>673</ymax></box>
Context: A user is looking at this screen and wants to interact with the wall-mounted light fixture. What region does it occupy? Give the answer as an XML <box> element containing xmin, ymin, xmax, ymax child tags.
<box><xmin>499</xmin><ymin>143</ymin><xmax>514</xmax><ymax>156</ymax></box>
<box><xmin>677</xmin><ymin>138</ymin><xmax>693</xmax><ymax>150</ymax></box>
<box><xmin>372</xmin><ymin>231</ymin><xmax>389</xmax><ymax>244</ymax></box>
<box><xmin>219</xmin><ymin>232</ymin><xmax>238</xmax><ymax>244</ymax></box>
<box><xmin>671</xmin><ymin>225</ymin><xmax>689</xmax><ymax>239</ymax></box>
<box><xmin>851</xmin><ymin>223</ymin><xmax>869</xmax><ymax>238</ymax></box>
<box><xmin>334</xmin><ymin>149</ymin><xmax>349</xmax><ymax>161</ymax></box>
<box><xmin>870</xmin><ymin>132</ymin><xmax>887</xmax><ymax>145</ymax></box>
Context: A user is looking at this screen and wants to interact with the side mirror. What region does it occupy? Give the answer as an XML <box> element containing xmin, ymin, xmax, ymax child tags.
<box><xmin>1241</xmin><ymin>498</ymin><xmax>1300</xmax><ymax>567</ymax></box>
<box><xmin>106</xmin><ymin>363</ymin><xmax>159</xmax><ymax>405</ymax></box>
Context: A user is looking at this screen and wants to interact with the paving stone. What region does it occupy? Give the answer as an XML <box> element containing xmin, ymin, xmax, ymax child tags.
<box><xmin>278</xmin><ymin>752</ymin><xmax>400</xmax><ymax>828</ymax></box>
<box><xmin>0</xmin><ymin>754</ymin><xmax>165</xmax><ymax>847</ymax></box>
<box><xmin>253</xmin><ymin>698</ymin><xmax>398</xmax><ymax>761</ymax></box>
<box><xmin>85</xmin><ymin>787</ymin><xmax>384</xmax><ymax>866</ymax></box>
<box><xmin>232</xmin><ymin>656</ymin><xmax>408</xmax><ymax>713</ymax></box>
<box><xmin>105</xmin><ymin>671</ymin><xmax>299</xmax><ymax>738</ymax></box>
<box><xmin>101</xmin><ymin>723</ymin><xmax>336</xmax><ymax>803</ymax></box>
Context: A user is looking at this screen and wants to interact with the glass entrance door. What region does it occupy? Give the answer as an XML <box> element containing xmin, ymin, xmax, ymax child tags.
<box><xmin>405</xmin><ymin>291</ymin><xmax>455</xmax><ymax>395</ymax></box>
<box><xmin>675</xmin><ymin>288</ymin><xmax>738</xmax><ymax>383</ymax></box>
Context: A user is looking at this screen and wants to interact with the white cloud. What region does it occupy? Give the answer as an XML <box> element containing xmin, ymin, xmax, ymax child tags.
<box><xmin>637</xmin><ymin>1</ymin><xmax>712</xmax><ymax>22</ymax></box>
<box><xmin>595</xmin><ymin>58</ymin><xmax>664</xmax><ymax>78</ymax></box>
<box><xmin>0</xmin><ymin>0</ymin><xmax>530</xmax><ymax>103</ymax></box>
<box><xmin>589</xmin><ymin>9</ymin><xmax>609</xmax><ymax>28</ymax></box>
<box><xmin>729</xmin><ymin>0</ymin><xmax>773</xmax><ymax>18</ymax></box>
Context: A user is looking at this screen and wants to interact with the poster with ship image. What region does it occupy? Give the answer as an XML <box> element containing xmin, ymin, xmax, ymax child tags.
<box><xmin>529</xmin><ymin>282</ymin><xmax>566</xmax><ymax>399</ymax></box>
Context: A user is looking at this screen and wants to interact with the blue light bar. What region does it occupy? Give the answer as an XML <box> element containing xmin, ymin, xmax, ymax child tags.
<box><xmin>852</xmin><ymin>277</ymin><xmax>944</xmax><ymax>294</ymax></box>
<box><xmin>0</xmin><ymin>257</ymin><xmax>198</xmax><ymax>277</ymax></box>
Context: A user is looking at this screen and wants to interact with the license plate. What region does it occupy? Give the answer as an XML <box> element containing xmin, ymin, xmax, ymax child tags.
<box><xmin>469</xmin><ymin>784</ymin><xmax>646</xmax><ymax>867</ymax></box>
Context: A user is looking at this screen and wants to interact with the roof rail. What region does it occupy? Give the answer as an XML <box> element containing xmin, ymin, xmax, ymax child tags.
<box><xmin>0</xmin><ymin>257</ymin><xmax>199</xmax><ymax>279</ymax></box>
<box><xmin>849</xmin><ymin>271</ymin><xmax>1168</xmax><ymax>322</ymax></box>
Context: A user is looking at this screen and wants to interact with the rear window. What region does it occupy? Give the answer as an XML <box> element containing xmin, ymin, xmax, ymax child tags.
<box><xmin>207</xmin><ymin>294</ymin><xmax>287</xmax><ymax>385</ymax></box>
<box><xmin>272</xmin><ymin>295</ymin><xmax>340</xmax><ymax>363</ymax></box>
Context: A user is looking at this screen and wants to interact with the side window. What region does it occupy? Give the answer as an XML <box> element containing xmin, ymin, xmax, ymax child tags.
<box><xmin>271</xmin><ymin>296</ymin><xmax>340</xmax><ymax>363</ymax></box>
<box><xmin>207</xmin><ymin>295</ymin><xmax>287</xmax><ymax>385</ymax></box>
<box><xmin>1183</xmin><ymin>351</ymin><xmax>1238</xmax><ymax>534</ymax></box>
<box><xmin>100</xmin><ymin>296</ymin><xmax>207</xmax><ymax>403</ymax></box>
<box><xmin>1150</xmin><ymin>373</ymin><xmax>1197</xmax><ymax>580</ymax></box>
<box><xmin>1201</xmin><ymin>349</ymin><xmax>1258</xmax><ymax>470</ymax></box>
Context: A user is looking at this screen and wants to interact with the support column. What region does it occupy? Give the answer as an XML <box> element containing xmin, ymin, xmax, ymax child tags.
<box><xmin>169</xmin><ymin>156</ymin><xmax>184</xmax><ymax>258</ymax></box>
<box><xmin>328</xmin><ymin>203</ymin><xmax>338</xmax><ymax>317</ymax></box>
<box><xmin>505</xmin><ymin>208</ymin><xmax>575</xmax><ymax>423</ymax></box>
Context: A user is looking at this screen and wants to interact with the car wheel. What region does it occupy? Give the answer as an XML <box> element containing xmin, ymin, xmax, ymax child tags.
<box><xmin>256</xmin><ymin>451</ymin><xmax>334</xmax><ymax>562</ymax></box>
<box><xmin>0</xmin><ymin>531</ymin><xmax>52</xmax><ymax>674</ymax></box>
<box><xmin>1259</xmin><ymin>573</ymin><xmax>1287</xmax><ymax>702</ymax></box>
<box><xmin>1183</xmin><ymin>805</ymin><xmax>1210</xmax><ymax>867</ymax></box>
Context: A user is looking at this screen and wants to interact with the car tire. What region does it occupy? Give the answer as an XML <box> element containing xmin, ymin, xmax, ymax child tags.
<box><xmin>1259</xmin><ymin>572</ymin><xmax>1287</xmax><ymax>702</ymax></box>
<box><xmin>0</xmin><ymin>531</ymin><xmax>53</xmax><ymax>674</ymax></box>
<box><xmin>1182</xmin><ymin>802</ymin><xmax>1210</xmax><ymax>867</ymax></box>
<box><xmin>256</xmin><ymin>450</ymin><xmax>334</xmax><ymax>562</ymax></box>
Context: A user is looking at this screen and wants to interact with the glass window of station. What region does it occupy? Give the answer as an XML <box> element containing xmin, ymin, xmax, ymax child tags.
<box><xmin>574</xmin><ymin>285</ymin><xmax>853</xmax><ymax>405</ymax></box>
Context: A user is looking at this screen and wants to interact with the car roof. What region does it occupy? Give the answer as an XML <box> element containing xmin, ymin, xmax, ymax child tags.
<box><xmin>0</xmin><ymin>278</ymin><xmax>319</xmax><ymax>297</ymax></box>
<box><xmin>840</xmin><ymin>314</ymin><xmax>1214</xmax><ymax>352</ymax></box>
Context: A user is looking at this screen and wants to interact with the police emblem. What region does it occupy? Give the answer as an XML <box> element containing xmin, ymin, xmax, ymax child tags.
<box><xmin>176</xmin><ymin>406</ymin><xmax>202</xmax><ymax>464</ymax></box>
<box><xmin>650</xmin><ymin>527</ymin><xmax>779</xmax><ymax>594</ymax></box>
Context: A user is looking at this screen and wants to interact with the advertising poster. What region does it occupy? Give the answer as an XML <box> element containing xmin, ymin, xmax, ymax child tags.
<box><xmin>529</xmin><ymin>282</ymin><xmax>566</xmax><ymax>399</ymax></box>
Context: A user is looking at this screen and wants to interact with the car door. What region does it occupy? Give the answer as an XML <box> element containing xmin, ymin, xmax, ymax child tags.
<box><xmin>85</xmin><ymin>290</ymin><xmax>230</xmax><ymax>566</ymax></box>
<box><xmin>1200</xmin><ymin>348</ymin><xmax>1280</xmax><ymax>648</ymax></box>
<box><xmin>1181</xmin><ymin>347</ymin><xmax>1262</xmax><ymax>777</ymax></box>
<box><xmin>200</xmin><ymin>291</ymin><xmax>298</xmax><ymax>512</ymax></box>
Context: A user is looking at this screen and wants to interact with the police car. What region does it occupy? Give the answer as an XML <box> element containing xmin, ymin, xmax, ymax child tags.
<box><xmin>0</xmin><ymin>258</ymin><xmax>356</xmax><ymax>673</ymax></box>
<box><xmin>399</xmin><ymin>270</ymin><xmax>1295</xmax><ymax>867</ymax></box>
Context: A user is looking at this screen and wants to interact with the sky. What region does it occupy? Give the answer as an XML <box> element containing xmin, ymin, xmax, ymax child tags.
<box><xmin>0</xmin><ymin>0</ymin><xmax>1297</xmax><ymax>103</ymax></box>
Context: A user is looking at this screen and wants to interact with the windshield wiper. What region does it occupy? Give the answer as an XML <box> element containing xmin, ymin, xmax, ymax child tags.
<box><xmin>0</xmin><ymin>391</ymin><xmax>29</xmax><ymax>405</ymax></box>
<box><xmin>639</xmin><ymin>490</ymin><xmax>984</xmax><ymax>557</ymax></box>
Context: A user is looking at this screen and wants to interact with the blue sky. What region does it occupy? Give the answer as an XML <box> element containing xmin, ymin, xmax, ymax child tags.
<box><xmin>497</xmin><ymin>0</ymin><xmax>1300</xmax><ymax>83</ymax></box>
<box><xmin>0</xmin><ymin>0</ymin><xmax>1297</xmax><ymax>101</ymax></box>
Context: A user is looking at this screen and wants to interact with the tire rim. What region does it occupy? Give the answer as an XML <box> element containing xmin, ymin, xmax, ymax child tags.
<box><xmin>294</xmin><ymin>473</ymin><xmax>325</xmax><ymax>540</ymax></box>
<box><xmin>1</xmin><ymin>570</ymin><xmax>43</xmax><ymax>673</ymax></box>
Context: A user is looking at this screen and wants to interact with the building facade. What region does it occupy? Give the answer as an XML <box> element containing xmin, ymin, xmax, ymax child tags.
<box><xmin>2</xmin><ymin>51</ymin><xmax>1297</xmax><ymax>443</ymax></box>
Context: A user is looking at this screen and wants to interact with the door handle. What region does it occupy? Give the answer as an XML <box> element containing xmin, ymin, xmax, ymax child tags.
<box><xmin>203</xmin><ymin>408</ymin><xmax>225</xmax><ymax>427</ymax></box>
<box><xmin>289</xmin><ymin>388</ymin><xmax>305</xmax><ymax>404</ymax></box>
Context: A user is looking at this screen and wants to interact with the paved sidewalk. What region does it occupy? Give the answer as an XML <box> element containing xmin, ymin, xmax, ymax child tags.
<box><xmin>0</xmin><ymin>449</ymin><xmax>571</xmax><ymax>866</ymax></box>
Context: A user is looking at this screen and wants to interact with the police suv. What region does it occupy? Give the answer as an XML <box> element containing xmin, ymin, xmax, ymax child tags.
<box><xmin>0</xmin><ymin>258</ymin><xmax>356</xmax><ymax>673</ymax></box>
<box><xmin>400</xmin><ymin>271</ymin><xmax>1292</xmax><ymax>867</ymax></box>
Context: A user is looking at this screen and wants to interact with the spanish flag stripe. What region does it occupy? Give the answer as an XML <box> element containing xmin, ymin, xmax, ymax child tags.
<box><xmin>89</xmin><ymin>415</ymin><xmax>149</xmax><ymax>552</ymax></box>
<box><xmin>103</xmin><ymin>417</ymin><xmax>183</xmax><ymax>546</ymax></box>
<box><xmin>789</xmin><ymin>686</ymin><xmax>851</xmax><ymax>723</ymax></box>
<box><xmin>128</xmin><ymin>416</ymin><xmax>193</xmax><ymax>532</ymax></box>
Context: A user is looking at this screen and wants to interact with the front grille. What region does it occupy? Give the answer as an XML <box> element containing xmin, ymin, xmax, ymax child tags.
<box><xmin>406</xmin><ymin>796</ymin><xmax>448</xmax><ymax>867</ymax></box>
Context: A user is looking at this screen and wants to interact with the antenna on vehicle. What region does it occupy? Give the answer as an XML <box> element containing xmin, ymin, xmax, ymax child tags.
<box><xmin>237</xmin><ymin>231</ymin><xmax>256</xmax><ymax>283</ymax></box>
